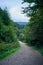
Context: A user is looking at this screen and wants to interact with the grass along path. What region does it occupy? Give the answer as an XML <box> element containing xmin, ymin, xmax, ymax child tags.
<box><xmin>31</xmin><ymin>46</ymin><xmax>43</xmax><ymax>55</ymax></box>
<box><xmin>0</xmin><ymin>42</ymin><xmax>21</xmax><ymax>60</ymax></box>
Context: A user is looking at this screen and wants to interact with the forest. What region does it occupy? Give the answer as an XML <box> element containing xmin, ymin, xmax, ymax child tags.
<box><xmin>0</xmin><ymin>8</ymin><xmax>20</xmax><ymax>59</ymax></box>
<box><xmin>0</xmin><ymin>0</ymin><xmax>43</xmax><ymax>60</ymax></box>
<box><xmin>21</xmin><ymin>0</ymin><xmax>43</xmax><ymax>54</ymax></box>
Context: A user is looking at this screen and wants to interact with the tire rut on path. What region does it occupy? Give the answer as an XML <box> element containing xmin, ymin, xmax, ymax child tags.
<box><xmin>0</xmin><ymin>41</ymin><xmax>43</xmax><ymax>65</ymax></box>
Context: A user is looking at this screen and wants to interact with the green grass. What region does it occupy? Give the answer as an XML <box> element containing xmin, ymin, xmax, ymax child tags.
<box><xmin>28</xmin><ymin>45</ymin><xmax>43</xmax><ymax>55</ymax></box>
<box><xmin>32</xmin><ymin>46</ymin><xmax>43</xmax><ymax>55</ymax></box>
<box><xmin>26</xmin><ymin>42</ymin><xmax>43</xmax><ymax>55</ymax></box>
<box><xmin>0</xmin><ymin>42</ymin><xmax>21</xmax><ymax>60</ymax></box>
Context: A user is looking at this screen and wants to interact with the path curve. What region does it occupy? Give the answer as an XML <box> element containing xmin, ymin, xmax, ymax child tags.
<box><xmin>0</xmin><ymin>41</ymin><xmax>43</xmax><ymax>65</ymax></box>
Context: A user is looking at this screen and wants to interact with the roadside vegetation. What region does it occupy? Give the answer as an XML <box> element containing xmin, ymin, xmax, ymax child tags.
<box><xmin>21</xmin><ymin>0</ymin><xmax>43</xmax><ymax>55</ymax></box>
<box><xmin>0</xmin><ymin>0</ymin><xmax>43</xmax><ymax>60</ymax></box>
<box><xmin>0</xmin><ymin>8</ymin><xmax>20</xmax><ymax>60</ymax></box>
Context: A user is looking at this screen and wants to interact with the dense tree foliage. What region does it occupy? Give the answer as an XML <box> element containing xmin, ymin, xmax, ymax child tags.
<box><xmin>0</xmin><ymin>8</ymin><xmax>20</xmax><ymax>59</ymax></box>
<box><xmin>0</xmin><ymin>8</ymin><xmax>18</xmax><ymax>44</ymax></box>
<box><xmin>14</xmin><ymin>22</ymin><xmax>26</xmax><ymax>41</ymax></box>
<box><xmin>22</xmin><ymin>0</ymin><xmax>43</xmax><ymax>47</ymax></box>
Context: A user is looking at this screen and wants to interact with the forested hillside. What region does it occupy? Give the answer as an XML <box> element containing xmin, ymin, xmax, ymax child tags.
<box><xmin>0</xmin><ymin>8</ymin><xmax>20</xmax><ymax>59</ymax></box>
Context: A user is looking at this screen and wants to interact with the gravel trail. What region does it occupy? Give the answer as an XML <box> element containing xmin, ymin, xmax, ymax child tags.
<box><xmin>0</xmin><ymin>41</ymin><xmax>43</xmax><ymax>65</ymax></box>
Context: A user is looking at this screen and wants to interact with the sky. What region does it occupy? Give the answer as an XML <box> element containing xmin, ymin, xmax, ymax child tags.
<box><xmin>0</xmin><ymin>0</ymin><xmax>29</xmax><ymax>22</ymax></box>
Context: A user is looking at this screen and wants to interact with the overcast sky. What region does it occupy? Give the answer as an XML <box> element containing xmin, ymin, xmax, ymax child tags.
<box><xmin>0</xmin><ymin>0</ymin><xmax>29</xmax><ymax>22</ymax></box>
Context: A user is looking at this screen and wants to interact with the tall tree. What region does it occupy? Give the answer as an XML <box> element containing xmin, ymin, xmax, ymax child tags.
<box><xmin>22</xmin><ymin>0</ymin><xmax>43</xmax><ymax>47</ymax></box>
<box><xmin>0</xmin><ymin>8</ymin><xmax>18</xmax><ymax>43</ymax></box>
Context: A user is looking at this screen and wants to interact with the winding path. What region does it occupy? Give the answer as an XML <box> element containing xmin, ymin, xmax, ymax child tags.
<box><xmin>0</xmin><ymin>41</ymin><xmax>43</xmax><ymax>65</ymax></box>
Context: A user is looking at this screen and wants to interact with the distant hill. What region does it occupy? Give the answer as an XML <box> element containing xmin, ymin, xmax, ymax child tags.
<box><xmin>15</xmin><ymin>22</ymin><xmax>28</xmax><ymax>26</ymax></box>
<box><xmin>14</xmin><ymin>22</ymin><xmax>28</xmax><ymax>37</ymax></box>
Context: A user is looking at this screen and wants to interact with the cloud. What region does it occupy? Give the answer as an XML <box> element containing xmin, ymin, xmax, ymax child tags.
<box><xmin>0</xmin><ymin>0</ymin><xmax>29</xmax><ymax>22</ymax></box>
<box><xmin>9</xmin><ymin>7</ymin><xmax>29</xmax><ymax>22</ymax></box>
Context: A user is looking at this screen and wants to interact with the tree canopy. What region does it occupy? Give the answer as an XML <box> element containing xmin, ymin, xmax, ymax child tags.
<box><xmin>0</xmin><ymin>8</ymin><xmax>18</xmax><ymax>43</ymax></box>
<box><xmin>22</xmin><ymin>0</ymin><xmax>43</xmax><ymax>47</ymax></box>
